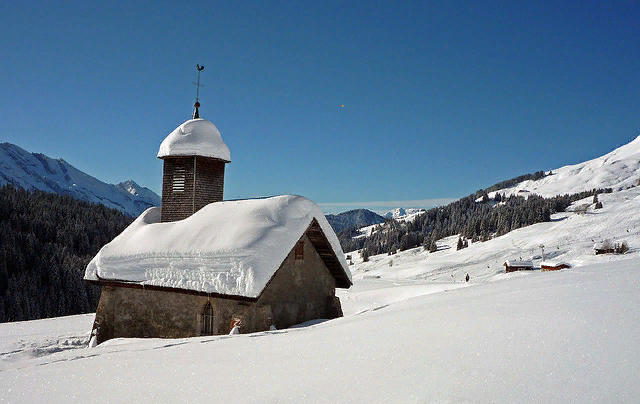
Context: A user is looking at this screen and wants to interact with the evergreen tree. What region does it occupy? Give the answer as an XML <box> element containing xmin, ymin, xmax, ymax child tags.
<box><xmin>0</xmin><ymin>184</ymin><xmax>132</xmax><ymax>323</ymax></box>
<box><xmin>361</xmin><ymin>249</ymin><xmax>369</xmax><ymax>262</ymax></box>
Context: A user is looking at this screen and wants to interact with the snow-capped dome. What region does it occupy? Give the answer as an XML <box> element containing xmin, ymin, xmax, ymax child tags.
<box><xmin>157</xmin><ymin>118</ymin><xmax>231</xmax><ymax>162</ymax></box>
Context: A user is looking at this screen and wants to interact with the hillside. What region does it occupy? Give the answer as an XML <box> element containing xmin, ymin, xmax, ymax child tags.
<box><xmin>341</xmin><ymin>136</ymin><xmax>640</xmax><ymax>256</ymax></box>
<box><xmin>0</xmin><ymin>143</ymin><xmax>160</xmax><ymax>217</ymax></box>
<box><xmin>347</xmin><ymin>186</ymin><xmax>640</xmax><ymax>284</ymax></box>
<box><xmin>489</xmin><ymin>135</ymin><xmax>640</xmax><ymax>198</ymax></box>
<box><xmin>0</xmin><ymin>185</ymin><xmax>133</xmax><ymax>322</ymax></box>
<box><xmin>325</xmin><ymin>209</ymin><xmax>386</xmax><ymax>233</ymax></box>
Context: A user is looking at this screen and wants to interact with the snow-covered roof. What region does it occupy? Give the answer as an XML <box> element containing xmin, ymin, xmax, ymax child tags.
<box><xmin>157</xmin><ymin>118</ymin><xmax>231</xmax><ymax>162</ymax></box>
<box><xmin>539</xmin><ymin>261</ymin><xmax>570</xmax><ymax>268</ymax></box>
<box><xmin>84</xmin><ymin>195</ymin><xmax>351</xmax><ymax>298</ymax></box>
<box><xmin>504</xmin><ymin>260</ymin><xmax>533</xmax><ymax>267</ymax></box>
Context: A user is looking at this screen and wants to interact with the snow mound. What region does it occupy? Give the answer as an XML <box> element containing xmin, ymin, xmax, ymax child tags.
<box><xmin>157</xmin><ymin>118</ymin><xmax>231</xmax><ymax>162</ymax></box>
<box><xmin>84</xmin><ymin>195</ymin><xmax>350</xmax><ymax>297</ymax></box>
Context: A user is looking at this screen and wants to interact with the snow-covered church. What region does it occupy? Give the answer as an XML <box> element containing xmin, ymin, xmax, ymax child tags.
<box><xmin>84</xmin><ymin>97</ymin><xmax>351</xmax><ymax>344</ymax></box>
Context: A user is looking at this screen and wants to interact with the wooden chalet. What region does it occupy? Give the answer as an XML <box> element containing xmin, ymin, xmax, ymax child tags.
<box><xmin>503</xmin><ymin>260</ymin><xmax>534</xmax><ymax>273</ymax></box>
<box><xmin>540</xmin><ymin>262</ymin><xmax>571</xmax><ymax>272</ymax></box>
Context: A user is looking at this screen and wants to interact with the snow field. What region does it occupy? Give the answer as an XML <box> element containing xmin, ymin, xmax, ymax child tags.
<box><xmin>1</xmin><ymin>260</ymin><xmax>639</xmax><ymax>402</ymax></box>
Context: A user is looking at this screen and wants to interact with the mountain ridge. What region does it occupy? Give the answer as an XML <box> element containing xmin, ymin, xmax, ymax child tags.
<box><xmin>0</xmin><ymin>142</ymin><xmax>160</xmax><ymax>217</ymax></box>
<box><xmin>489</xmin><ymin>135</ymin><xmax>640</xmax><ymax>198</ymax></box>
<box><xmin>325</xmin><ymin>209</ymin><xmax>386</xmax><ymax>233</ymax></box>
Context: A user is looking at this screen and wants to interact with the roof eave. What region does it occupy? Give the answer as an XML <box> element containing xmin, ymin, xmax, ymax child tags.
<box><xmin>306</xmin><ymin>218</ymin><xmax>352</xmax><ymax>288</ymax></box>
<box><xmin>157</xmin><ymin>154</ymin><xmax>231</xmax><ymax>163</ymax></box>
<box><xmin>86</xmin><ymin>277</ymin><xmax>258</xmax><ymax>302</ymax></box>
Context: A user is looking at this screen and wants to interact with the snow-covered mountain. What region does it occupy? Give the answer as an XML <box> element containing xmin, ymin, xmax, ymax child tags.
<box><xmin>0</xmin><ymin>143</ymin><xmax>160</xmax><ymax>217</ymax></box>
<box><xmin>325</xmin><ymin>209</ymin><xmax>386</xmax><ymax>233</ymax></box>
<box><xmin>382</xmin><ymin>207</ymin><xmax>424</xmax><ymax>219</ymax></box>
<box><xmin>381</xmin><ymin>208</ymin><xmax>426</xmax><ymax>223</ymax></box>
<box><xmin>489</xmin><ymin>135</ymin><xmax>640</xmax><ymax>199</ymax></box>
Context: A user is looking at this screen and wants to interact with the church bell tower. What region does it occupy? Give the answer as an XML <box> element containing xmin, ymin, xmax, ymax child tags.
<box><xmin>157</xmin><ymin>65</ymin><xmax>231</xmax><ymax>222</ymax></box>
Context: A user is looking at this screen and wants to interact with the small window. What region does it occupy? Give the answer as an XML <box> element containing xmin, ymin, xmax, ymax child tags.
<box><xmin>201</xmin><ymin>302</ymin><xmax>214</xmax><ymax>335</ymax></box>
<box><xmin>295</xmin><ymin>240</ymin><xmax>304</xmax><ymax>260</ymax></box>
<box><xmin>173</xmin><ymin>168</ymin><xmax>186</xmax><ymax>192</ymax></box>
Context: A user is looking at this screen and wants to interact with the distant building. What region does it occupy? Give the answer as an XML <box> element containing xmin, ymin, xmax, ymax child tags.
<box><xmin>540</xmin><ymin>262</ymin><xmax>571</xmax><ymax>272</ymax></box>
<box><xmin>503</xmin><ymin>260</ymin><xmax>533</xmax><ymax>273</ymax></box>
<box><xmin>85</xmin><ymin>98</ymin><xmax>351</xmax><ymax>345</ymax></box>
<box><xmin>593</xmin><ymin>242</ymin><xmax>615</xmax><ymax>255</ymax></box>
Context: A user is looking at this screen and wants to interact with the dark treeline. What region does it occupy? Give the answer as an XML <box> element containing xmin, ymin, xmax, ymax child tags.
<box><xmin>339</xmin><ymin>185</ymin><xmax>611</xmax><ymax>255</ymax></box>
<box><xmin>0</xmin><ymin>185</ymin><xmax>133</xmax><ymax>323</ymax></box>
<box><xmin>484</xmin><ymin>171</ymin><xmax>548</xmax><ymax>193</ymax></box>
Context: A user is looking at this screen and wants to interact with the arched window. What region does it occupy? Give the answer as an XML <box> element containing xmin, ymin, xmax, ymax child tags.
<box><xmin>201</xmin><ymin>302</ymin><xmax>214</xmax><ymax>335</ymax></box>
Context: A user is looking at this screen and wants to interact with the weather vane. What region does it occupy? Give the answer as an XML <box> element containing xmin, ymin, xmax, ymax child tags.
<box><xmin>192</xmin><ymin>64</ymin><xmax>205</xmax><ymax>119</ymax></box>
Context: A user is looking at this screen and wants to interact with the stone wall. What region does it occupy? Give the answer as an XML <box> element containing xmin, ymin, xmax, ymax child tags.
<box><xmin>258</xmin><ymin>234</ymin><xmax>341</xmax><ymax>329</ymax></box>
<box><xmin>91</xmin><ymin>234</ymin><xmax>344</xmax><ymax>344</ymax></box>
<box><xmin>93</xmin><ymin>286</ymin><xmax>273</xmax><ymax>344</ymax></box>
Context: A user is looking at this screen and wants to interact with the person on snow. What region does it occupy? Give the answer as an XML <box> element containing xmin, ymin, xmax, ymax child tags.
<box><xmin>465</xmin><ymin>273</ymin><xmax>470</xmax><ymax>282</ymax></box>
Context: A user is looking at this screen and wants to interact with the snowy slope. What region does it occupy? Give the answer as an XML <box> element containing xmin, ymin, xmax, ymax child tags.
<box><xmin>382</xmin><ymin>207</ymin><xmax>425</xmax><ymax>220</ymax></box>
<box><xmin>491</xmin><ymin>135</ymin><xmax>640</xmax><ymax>199</ymax></box>
<box><xmin>0</xmin><ymin>143</ymin><xmax>160</xmax><ymax>217</ymax></box>
<box><xmin>2</xmin><ymin>259</ymin><xmax>639</xmax><ymax>402</ymax></box>
<box><xmin>352</xmin><ymin>208</ymin><xmax>425</xmax><ymax>239</ymax></box>
<box><xmin>349</xmin><ymin>186</ymin><xmax>640</xmax><ymax>284</ymax></box>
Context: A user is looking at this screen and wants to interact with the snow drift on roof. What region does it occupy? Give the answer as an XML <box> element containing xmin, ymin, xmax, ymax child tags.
<box><xmin>157</xmin><ymin>118</ymin><xmax>231</xmax><ymax>162</ymax></box>
<box><xmin>540</xmin><ymin>261</ymin><xmax>570</xmax><ymax>268</ymax></box>
<box><xmin>504</xmin><ymin>260</ymin><xmax>533</xmax><ymax>267</ymax></box>
<box><xmin>84</xmin><ymin>195</ymin><xmax>351</xmax><ymax>298</ymax></box>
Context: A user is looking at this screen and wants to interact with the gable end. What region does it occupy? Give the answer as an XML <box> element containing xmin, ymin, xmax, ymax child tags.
<box><xmin>306</xmin><ymin>219</ymin><xmax>352</xmax><ymax>288</ymax></box>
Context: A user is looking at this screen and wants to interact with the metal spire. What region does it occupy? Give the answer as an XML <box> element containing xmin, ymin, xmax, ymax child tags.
<box><xmin>192</xmin><ymin>64</ymin><xmax>205</xmax><ymax>119</ymax></box>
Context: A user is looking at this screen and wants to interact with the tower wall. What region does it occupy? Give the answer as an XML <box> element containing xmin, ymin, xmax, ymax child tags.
<box><xmin>161</xmin><ymin>156</ymin><xmax>225</xmax><ymax>222</ymax></box>
<box><xmin>194</xmin><ymin>157</ymin><xmax>225</xmax><ymax>212</ymax></box>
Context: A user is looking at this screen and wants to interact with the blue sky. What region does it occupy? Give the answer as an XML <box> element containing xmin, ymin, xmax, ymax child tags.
<box><xmin>1</xmin><ymin>1</ymin><xmax>638</xmax><ymax>213</ymax></box>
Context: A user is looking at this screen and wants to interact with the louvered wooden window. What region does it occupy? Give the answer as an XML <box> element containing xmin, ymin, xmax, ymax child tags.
<box><xmin>201</xmin><ymin>302</ymin><xmax>214</xmax><ymax>335</ymax></box>
<box><xmin>295</xmin><ymin>240</ymin><xmax>304</xmax><ymax>260</ymax></box>
<box><xmin>173</xmin><ymin>167</ymin><xmax>186</xmax><ymax>192</ymax></box>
